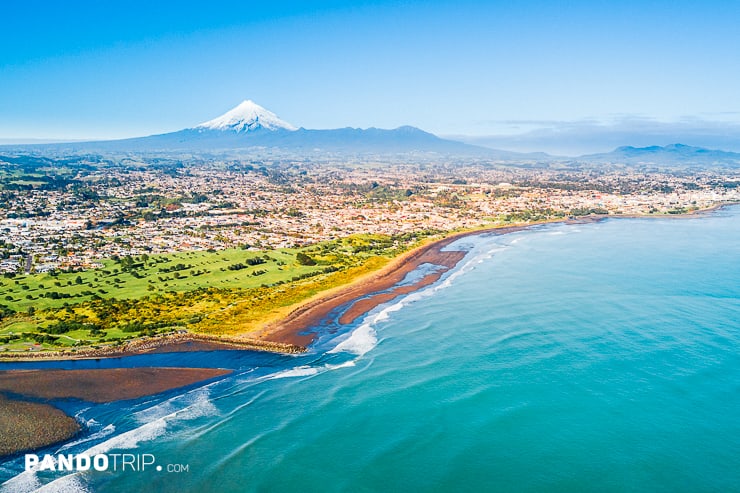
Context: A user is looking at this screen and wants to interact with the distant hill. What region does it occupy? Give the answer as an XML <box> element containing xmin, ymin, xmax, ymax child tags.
<box><xmin>578</xmin><ymin>143</ymin><xmax>740</xmax><ymax>167</ymax></box>
<box><xmin>109</xmin><ymin>124</ymin><xmax>488</xmax><ymax>155</ymax></box>
<box><xmin>8</xmin><ymin>102</ymin><xmax>736</xmax><ymax>167</ymax></box>
<box><xmin>3</xmin><ymin>100</ymin><xmax>524</xmax><ymax>158</ymax></box>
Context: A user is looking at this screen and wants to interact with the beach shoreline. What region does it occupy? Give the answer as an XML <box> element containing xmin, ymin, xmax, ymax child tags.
<box><xmin>0</xmin><ymin>331</ymin><xmax>305</xmax><ymax>362</ymax></box>
<box><xmin>0</xmin><ymin>394</ymin><xmax>81</xmax><ymax>458</ymax></box>
<box><xmin>2</xmin><ymin>203</ymin><xmax>734</xmax><ymax>363</ymax></box>
<box><xmin>0</xmin><ymin>220</ymin><xmax>558</xmax><ymax>362</ymax></box>
<box><xmin>0</xmin><ymin>205</ymin><xmax>733</xmax><ymax>459</ymax></box>
<box><xmin>0</xmin><ymin>367</ymin><xmax>232</xmax><ymax>457</ymax></box>
<box><xmin>257</xmin><ymin>203</ymin><xmax>737</xmax><ymax>347</ymax></box>
<box><xmin>258</xmin><ymin>222</ymin><xmax>546</xmax><ymax>346</ymax></box>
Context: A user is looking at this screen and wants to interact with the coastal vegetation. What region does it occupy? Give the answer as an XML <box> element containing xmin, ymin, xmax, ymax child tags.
<box><xmin>0</xmin><ymin>152</ymin><xmax>737</xmax><ymax>357</ymax></box>
<box><xmin>0</xmin><ymin>231</ymin><xmax>438</xmax><ymax>353</ymax></box>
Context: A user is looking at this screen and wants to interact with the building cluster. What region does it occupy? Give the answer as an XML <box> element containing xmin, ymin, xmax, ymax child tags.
<box><xmin>1</xmin><ymin>160</ymin><xmax>738</xmax><ymax>274</ymax></box>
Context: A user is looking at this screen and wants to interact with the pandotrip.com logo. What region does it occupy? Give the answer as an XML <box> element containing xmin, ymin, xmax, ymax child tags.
<box><xmin>25</xmin><ymin>453</ymin><xmax>190</xmax><ymax>473</ymax></box>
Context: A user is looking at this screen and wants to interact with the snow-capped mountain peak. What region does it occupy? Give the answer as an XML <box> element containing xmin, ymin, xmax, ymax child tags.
<box><xmin>196</xmin><ymin>100</ymin><xmax>297</xmax><ymax>132</ymax></box>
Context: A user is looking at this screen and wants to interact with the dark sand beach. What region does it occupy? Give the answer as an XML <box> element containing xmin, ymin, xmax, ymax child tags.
<box><xmin>0</xmin><ymin>395</ymin><xmax>81</xmax><ymax>457</ymax></box>
<box><xmin>263</xmin><ymin>225</ymin><xmax>534</xmax><ymax>346</ymax></box>
<box><xmin>0</xmin><ymin>367</ymin><xmax>231</xmax><ymax>456</ymax></box>
<box><xmin>0</xmin><ymin>219</ymin><xmax>601</xmax><ymax>362</ymax></box>
<box><xmin>0</xmin><ymin>367</ymin><xmax>232</xmax><ymax>403</ymax></box>
<box><xmin>0</xmin><ymin>220</ymin><xmax>592</xmax><ymax>457</ymax></box>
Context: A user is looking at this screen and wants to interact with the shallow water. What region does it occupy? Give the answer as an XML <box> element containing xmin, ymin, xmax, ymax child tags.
<box><xmin>2</xmin><ymin>208</ymin><xmax>739</xmax><ymax>492</ymax></box>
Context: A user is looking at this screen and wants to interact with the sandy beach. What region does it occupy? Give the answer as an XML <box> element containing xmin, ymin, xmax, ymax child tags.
<box><xmin>2</xmin><ymin>224</ymin><xmax>539</xmax><ymax>362</ymax></box>
<box><xmin>0</xmin><ymin>367</ymin><xmax>231</xmax><ymax>457</ymax></box>
<box><xmin>0</xmin><ymin>224</ymin><xmax>535</xmax><ymax>457</ymax></box>
<box><xmin>0</xmin><ymin>394</ymin><xmax>81</xmax><ymax>457</ymax></box>
<box><xmin>0</xmin><ymin>212</ymin><xmax>713</xmax><ymax>458</ymax></box>
<box><xmin>261</xmin><ymin>224</ymin><xmax>538</xmax><ymax>346</ymax></box>
<box><xmin>0</xmin><ymin>368</ymin><xmax>232</xmax><ymax>403</ymax></box>
<box><xmin>0</xmin><ymin>216</ymin><xmax>642</xmax><ymax>361</ymax></box>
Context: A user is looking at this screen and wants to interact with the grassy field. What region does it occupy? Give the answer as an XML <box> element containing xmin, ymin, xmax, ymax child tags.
<box><xmin>1</xmin><ymin>247</ymin><xmax>323</xmax><ymax>311</ymax></box>
<box><xmin>0</xmin><ymin>232</ymin><xmax>434</xmax><ymax>352</ymax></box>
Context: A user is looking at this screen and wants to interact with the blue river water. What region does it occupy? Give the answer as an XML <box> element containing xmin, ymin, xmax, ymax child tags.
<box><xmin>1</xmin><ymin>208</ymin><xmax>739</xmax><ymax>492</ymax></box>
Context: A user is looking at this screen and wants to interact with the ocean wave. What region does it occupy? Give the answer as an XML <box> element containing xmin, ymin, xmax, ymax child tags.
<box><xmin>83</xmin><ymin>389</ymin><xmax>216</xmax><ymax>456</ymax></box>
<box><xmin>0</xmin><ymin>470</ymin><xmax>41</xmax><ymax>493</ymax></box>
<box><xmin>84</xmin><ymin>418</ymin><xmax>168</xmax><ymax>457</ymax></box>
<box><xmin>185</xmin><ymin>389</ymin><xmax>268</xmax><ymax>441</ymax></box>
<box><xmin>262</xmin><ymin>354</ymin><xmax>358</xmax><ymax>381</ymax></box>
<box><xmin>132</xmin><ymin>399</ymin><xmax>178</xmax><ymax>424</ymax></box>
<box><xmin>34</xmin><ymin>473</ymin><xmax>89</xmax><ymax>493</ymax></box>
<box><xmin>79</xmin><ymin>417</ymin><xmax>97</xmax><ymax>428</ymax></box>
<box><xmin>328</xmin><ymin>291</ymin><xmax>419</xmax><ymax>357</ymax></box>
<box><xmin>432</xmin><ymin>244</ymin><xmax>506</xmax><ymax>292</ymax></box>
<box><xmin>328</xmin><ymin>240</ymin><xmax>508</xmax><ymax>358</ymax></box>
<box><xmin>133</xmin><ymin>387</ymin><xmax>217</xmax><ymax>424</ymax></box>
<box><xmin>324</xmin><ymin>360</ymin><xmax>356</xmax><ymax>370</ymax></box>
<box><xmin>171</xmin><ymin>390</ymin><xmax>219</xmax><ymax>421</ymax></box>
<box><xmin>267</xmin><ymin>366</ymin><xmax>320</xmax><ymax>379</ymax></box>
<box><xmin>328</xmin><ymin>322</ymin><xmax>378</xmax><ymax>356</ymax></box>
<box><xmin>56</xmin><ymin>424</ymin><xmax>116</xmax><ymax>453</ymax></box>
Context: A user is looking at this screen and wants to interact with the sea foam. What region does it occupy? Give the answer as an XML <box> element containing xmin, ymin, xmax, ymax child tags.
<box><xmin>267</xmin><ymin>366</ymin><xmax>320</xmax><ymax>379</ymax></box>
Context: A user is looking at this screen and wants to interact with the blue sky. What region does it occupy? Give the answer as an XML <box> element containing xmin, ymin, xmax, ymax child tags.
<box><xmin>1</xmin><ymin>0</ymin><xmax>739</xmax><ymax>151</ymax></box>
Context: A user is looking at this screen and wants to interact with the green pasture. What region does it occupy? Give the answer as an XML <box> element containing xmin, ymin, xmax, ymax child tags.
<box><xmin>0</xmin><ymin>233</ymin><xmax>416</xmax><ymax>351</ymax></box>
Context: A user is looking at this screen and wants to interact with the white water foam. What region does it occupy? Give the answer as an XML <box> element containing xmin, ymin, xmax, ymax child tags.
<box><xmin>267</xmin><ymin>366</ymin><xmax>320</xmax><ymax>379</ymax></box>
<box><xmin>3</xmin><ymin>471</ymin><xmax>88</xmax><ymax>493</ymax></box>
<box><xmin>324</xmin><ymin>360</ymin><xmax>356</xmax><ymax>370</ymax></box>
<box><xmin>185</xmin><ymin>390</ymin><xmax>269</xmax><ymax>441</ymax></box>
<box><xmin>131</xmin><ymin>398</ymin><xmax>178</xmax><ymax>423</ymax></box>
<box><xmin>0</xmin><ymin>470</ymin><xmax>41</xmax><ymax>493</ymax></box>
<box><xmin>327</xmin><ymin>240</ymin><xmax>511</xmax><ymax>359</ymax></box>
<box><xmin>431</xmin><ymin>243</ymin><xmax>508</xmax><ymax>293</ymax></box>
<box><xmin>85</xmin><ymin>419</ymin><xmax>168</xmax><ymax>457</ymax></box>
<box><xmin>56</xmin><ymin>424</ymin><xmax>116</xmax><ymax>453</ymax></box>
<box><xmin>34</xmin><ymin>473</ymin><xmax>90</xmax><ymax>493</ymax></box>
<box><xmin>328</xmin><ymin>291</ymin><xmax>418</xmax><ymax>357</ymax></box>
<box><xmin>83</xmin><ymin>388</ymin><xmax>216</xmax><ymax>456</ymax></box>
<box><xmin>133</xmin><ymin>387</ymin><xmax>216</xmax><ymax>424</ymax></box>
<box><xmin>328</xmin><ymin>323</ymin><xmax>378</xmax><ymax>356</ymax></box>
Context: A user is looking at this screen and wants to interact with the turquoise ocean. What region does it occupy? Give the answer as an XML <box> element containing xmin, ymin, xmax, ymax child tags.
<box><xmin>1</xmin><ymin>208</ymin><xmax>739</xmax><ymax>492</ymax></box>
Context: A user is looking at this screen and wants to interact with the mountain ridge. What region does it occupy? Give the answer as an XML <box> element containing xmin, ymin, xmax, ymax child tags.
<box><xmin>0</xmin><ymin>100</ymin><xmax>507</xmax><ymax>157</ymax></box>
<box><xmin>4</xmin><ymin>102</ymin><xmax>740</xmax><ymax>166</ymax></box>
<box><xmin>578</xmin><ymin>143</ymin><xmax>740</xmax><ymax>166</ymax></box>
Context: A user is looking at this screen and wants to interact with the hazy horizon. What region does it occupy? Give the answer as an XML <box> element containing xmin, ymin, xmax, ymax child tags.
<box><xmin>3</xmin><ymin>108</ymin><xmax>740</xmax><ymax>156</ymax></box>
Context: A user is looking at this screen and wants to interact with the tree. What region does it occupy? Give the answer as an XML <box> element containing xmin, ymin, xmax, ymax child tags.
<box><xmin>296</xmin><ymin>252</ymin><xmax>316</xmax><ymax>266</ymax></box>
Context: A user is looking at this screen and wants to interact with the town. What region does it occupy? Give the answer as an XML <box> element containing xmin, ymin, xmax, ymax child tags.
<box><xmin>1</xmin><ymin>155</ymin><xmax>738</xmax><ymax>275</ymax></box>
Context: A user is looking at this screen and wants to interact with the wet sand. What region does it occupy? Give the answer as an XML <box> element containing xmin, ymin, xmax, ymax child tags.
<box><xmin>0</xmin><ymin>218</ymin><xmax>610</xmax><ymax>361</ymax></box>
<box><xmin>263</xmin><ymin>224</ymin><xmax>536</xmax><ymax>346</ymax></box>
<box><xmin>0</xmin><ymin>395</ymin><xmax>80</xmax><ymax>457</ymax></box>
<box><xmin>0</xmin><ymin>367</ymin><xmax>232</xmax><ymax>403</ymax></box>
<box><xmin>0</xmin><ymin>367</ymin><xmax>232</xmax><ymax>456</ymax></box>
<box><xmin>337</xmin><ymin>251</ymin><xmax>465</xmax><ymax>325</ymax></box>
